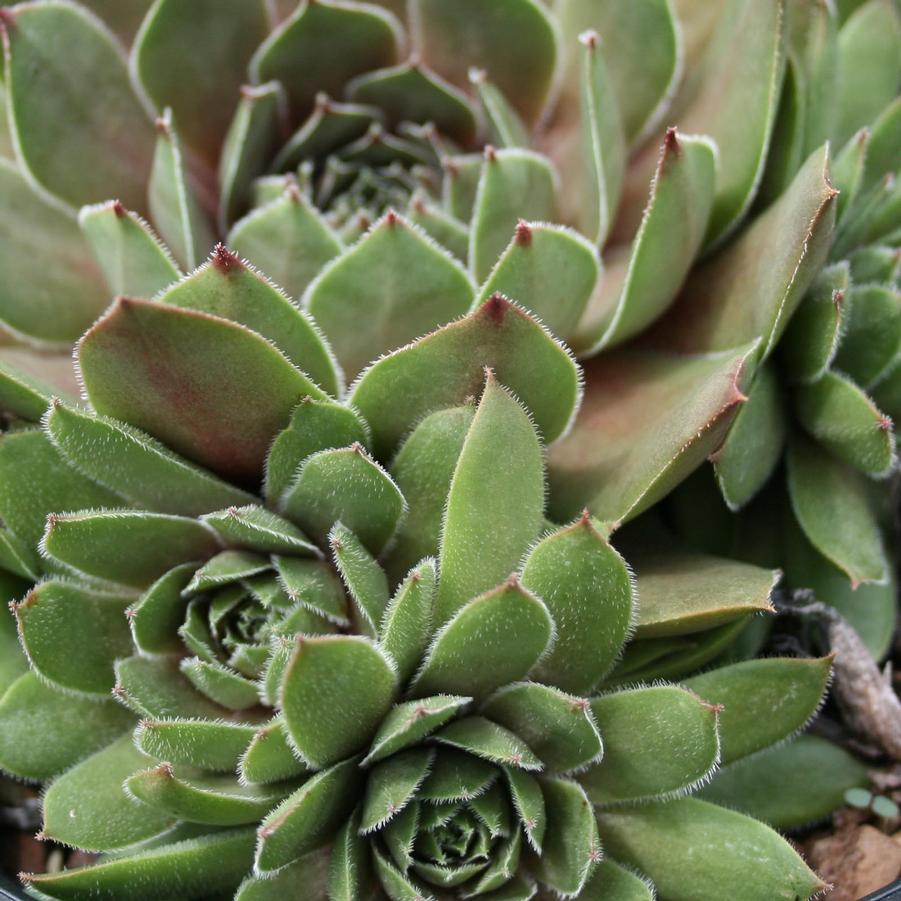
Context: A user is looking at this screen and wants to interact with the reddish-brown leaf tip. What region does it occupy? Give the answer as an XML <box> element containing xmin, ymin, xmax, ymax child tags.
<box><xmin>111</xmin><ymin>199</ymin><xmax>127</xmax><ymax>218</ymax></box>
<box><xmin>124</xmin><ymin>607</ymin><xmax>137</xmax><ymax>620</ymax></box>
<box><xmin>482</xmin><ymin>293</ymin><xmax>511</xmax><ymax>324</ymax></box>
<box><xmin>484</xmin><ymin>144</ymin><xmax>497</xmax><ymax>163</ymax></box>
<box><xmin>227</xmin><ymin>506</ymin><xmax>240</xmax><ymax>517</ymax></box>
<box><xmin>0</xmin><ymin>8</ymin><xmax>16</xmax><ymax>30</ymax></box>
<box><xmin>351</xmin><ymin>441</ymin><xmax>366</xmax><ymax>454</ymax></box>
<box><xmin>877</xmin><ymin>415</ymin><xmax>893</xmax><ymax>432</ymax></box>
<box><xmin>154</xmin><ymin>116</ymin><xmax>171</xmax><ymax>137</ymax></box>
<box><xmin>579</xmin><ymin>29</ymin><xmax>599</xmax><ymax>50</ymax></box>
<box><xmin>504</xmin><ymin>573</ymin><xmax>521</xmax><ymax>589</ymax></box>
<box><xmin>111</xmin><ymin>685</ymin><xmax>129</xmax><ymax>701</ymax></box>
<box><xmin>832</xmin><ymin>289</ymin><xmax>845</xmax><ymax>310</ymax></box>
<box><xmin>385</xmin><ymin>208</ymin><xmax>399</xmax><ymax>227</ymax></box>
<box><xmin>514</xmin><ymin>220</ymin><xmax>533</xmax><ymax>247</ymax></box>
<box><xmin>663</xmin><ymin>126</ymin><xmax>681</xmax><ymax>156</ymax></box>
<box><xmin>155</xmin><ymin>761</ymin><xmax>175</xmax><ymax>778</ymax></box>
<box><xmin>212</xmin><ymin>243</ymin><xmax>242</xmax><ymax>274</ymax></box>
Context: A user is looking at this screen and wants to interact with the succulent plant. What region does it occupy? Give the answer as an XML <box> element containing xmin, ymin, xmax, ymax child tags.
<box><xmin>0</xmin><ymin>269</ymin><xmax>830</xmax><ymax>899</ymax></box>
<box><xmin>0</xmin><ymin>0</ymin><xmax>897</xmax><ymax>898</ymax></box>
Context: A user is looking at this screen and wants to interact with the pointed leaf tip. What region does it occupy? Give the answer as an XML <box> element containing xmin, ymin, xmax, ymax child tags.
<box><xmin>211</xmin><ymin>243</ymin><xmax>243</xmax><ymax>274</ymax></box>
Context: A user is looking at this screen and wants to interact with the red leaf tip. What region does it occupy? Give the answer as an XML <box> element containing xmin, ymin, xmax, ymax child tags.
<box><xmin>154</xmin><ymin>116</ymin><xmax>171</xmax><ymax>137</ymax></box>
<box><xmin>385</xmin><ymin>208</ymin><xmax>399</xmax><ymax>227</ymax></box>
<box><xmin>212</xmin><ymin>243</ymin><xmax>242</xmax><ymax>274</ymax></box>
<box><xmin>155</xmin><ymin>761</ymin><xmax>175</xmax><ymax>778</ymax></box>
<box><xmin>579</xmin><ymin>29</ymin><xmax>599</xmax><ymax>49</ymax></box>
<box><xmin>877</xmin><ymin>415</ymin><xmax>893</xmax><ymax>432</ymax></box>
<box><xmin>484</xmin><ymin>144</ymin><xmax>497</xmax><ymax>163</ymax></box>
<box><xmin>504</xmin><ymin>573</ymin><xmax>521</xmax><ymax>589</ymax></box>
<box><xmin>111</xmin><ymin>199</ymin><xmax>127</xmax><ymax>218</ymax></box>
<box><xmin>0</xmin><ymin>8</ymin><xmax>15</xmax><ymax>29</ymax></box>
<box><xmin>514</xmin><ymin>220</ymin><xmax>533</xmax><ymax>247</ymax></box>
<box><xmin>482</xmin><ymin>293</ymin><xmax>510</xmax><ymax>324</ymax></box>
<box><xmin>832</xmin><ymin>288</ymin><xmax>845</xmax><ymax>309</ymax></box>
<box><xmin>663</xmin><ymin>126</ymin><xmax>680</xmax><ymax>155</ymax></box>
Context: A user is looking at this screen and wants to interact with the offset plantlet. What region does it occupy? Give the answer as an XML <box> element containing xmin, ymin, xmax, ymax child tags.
<box><xmin>0</xmin><ymin>274</ymin><xmax>826</xmax><ymax>900</ymax></box>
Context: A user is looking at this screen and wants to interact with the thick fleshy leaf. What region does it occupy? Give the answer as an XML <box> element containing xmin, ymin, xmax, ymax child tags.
<box><xmin>239</xmin><ymin>849</ymin><xmax>331</xmax><ymax>901</ymax></box>
<box><xmin>559</xmin><ymin>0</ymin><xmax>680</xmax><ymax>144</ymax></box>
<box><xmin>274</xmin><ymin>556</ymin><xmax>348</xmax><ymax>626</ymax></box>
<box><xmin>679</xmin><ymin>0</ymin><xmax>786</xmax><ymax>244</ymax></box>
<box><xmin>574</xmin><ymin>130</ymin><xmax>717</xmax><ymax>353</ymax></box>
<box><xmin>249</xmin><ymin>0</ymin><xmax>399</xmax><ymax>121</ymax></box>
<box><xmin>469</xmin><ymin>149</ymin><xmax>558</xmax><ymax>283</ymax></box>
<box><xmin>473</xmin><ymin>70</ymin><xmax>530</xmax><ymax>148</ymax></box>
<box><xmin>412</xmin><ymin>580</ymin><xmax>552</xmax><ymax>701</ymax></box>
<box><xmin>783</xmin><ymin>510</ymin><xmax>896</xmax><ymax>659</ymax></box>
<box><xmin>597</xmin><ymin>798</ymin><xmax>824</xmax><ymax>901</ymax></box>
<box><xmin>411</xmin><ymin>0</ymin><xmax>558</xmax><ymax>125</ymax></box>
<box><xmin>42</xmin><ymin>510</ymin><xmax>218</xmax><ymax>589</ymax></box>
<box><xmin>161</xmin><ymin>247</ymin><xmax>339</xmax><ymax>398</ymax></box>
<box><xmin>476</xmin><ymin>222</ymin><xmax>599</xmax><ymax>341</ymax></box>
<box><xmin>229</xmin><ymin>187</ymin><xmax>343</xmax><ymax>300</ymax></box>
<box><xmin>281</xmin><ymin>635</ymin><xmax>397</xmax><ymax>768</ymax></box>
<box><xmin>306</xmin><ymin>210</ymin><xmax>473</xmax><ymax>378</ymax></box>
<box><xmin>373</xmin><ymin>847</ymin><xmax>432</xmax><ymax>901</ymax></box>
<box><xmin>347</xmin><ymin>61</ymin><xmax>478</xmax><ymax>145</ymax></box>
<box><xmin>136</xmin><ymin>719</ymin><xmax>257</xmax><ymax>772</ymax></box>
<box><xmin>185</xmin><ymin>550</ymin><xmax>269</xmax><ymax>594</ymax></box>
<box><xmin>148</xmin><ymin>110</ymin><xmax>215</xmax><ymax>271</ymax></box>
<box><xmin>795</xmin><ymin>370</ymin><xmax>895</xmax><ymax>477</ymax></box>
<box><xmin>700</xmin><ymin>735</ymin><xmax>869</xmax><ymax>829</ymax></box>
<box><xmin>2</xmin><ymin>2</ymin><xmax>154</xmax><ymax>210</ymax></box>
<box><xmin>712</xmin><ymin>361</ymin><xmax>786</xmax><ymax>509</ymax></box>
<box><xmin>483</xmin><ymin>683</ymin><xmax>602</xmax><ymax>772</ymax></box>
<box><xmin>240</xmin><ymin>718</ymin><xmax>312</xmax><ymax>786</ymax></box>
<box><xmin>42</xmin><ymin>735</ymin><xmax>173</xmax><ymax>851</ymax></box>
<box><xmin>0</xmin><ymin>160</ymin><xmax>107</xmax><ymax>345</ymax></box>
<box><xmin>435</xmin><ymin>717</ymin><xmax>542</xmax><ymax>770</ymax></box>
<box><xmin>364</xmin><ymin>695</ymin><xmax>470</xmax><ymax>764</ymax></box>
<box><xmin>379</xmin><ymin>558</ymin><xmax>437</xmax><ymax>683</ymax></box>
<box><xmin>132</xmin><ymin>0</ymin><xmax>269</xmax><ymax>165</ymax></box>
<box><xmin>361</xmin><ymin>747</ymin><xmax>434</xmax><ymax>833</ymax></box>
<box><xmin>435</xmin><ymin>373</ymin><xmax>543</xmax><ymax>625</ymax></box>
<box><xmin>567</xmin><ymin>31</ymin><xmax>626</xmax><ymax>246</ymax></box>
<box><xmin>787</xmin><ymin>434</ymin><xmax>888</xmax><ymax>586</ymax></box>
<box><xmin>329</xmin><ymin>809</ymin><xmax>373</xmax><ymax>900</ymax></box>
<box><xmin>650</xmin><ymin>144</ymin><xmax>837</xmax><ymax>359</ymax></box>
<box><xmin>531</xmin><ymin>777</ymin><xmax>599</xmax><ymax>897</ymax></box>
<box><xmin>685</xmin><ymin>656</ymin><xmax>832</xmax><ymax>764</ymax></box>
<box><xmin>114</xmin><ymin>655</ymin><xmax>227</xmax><ymax>721</ymax></box>
<box><xmin>127</xmin><ymin>564</ymin><xmax>194</xmax><ymax>655</ymax></box>
<box><xmin>202</xmin><ymin>506</ymin><xmax>317</xmax><ymax>555</ymax></box>
<box><xmin>330</xmin><ymin>523</ymin><xmax>389</xmax><ymax>635</ymax></box>
<box><xmin>504</xmin><ymin>765</ymin><xmax>546</xmax><ymax>853</ymax></box>
<box><xmin>351</xmin><ymin>295</ymin><xmax>580</xmax><ymax>457</ymax></box>
<box><xmin>15</xmin><ymin>581</ymin><xmax>132</xmax><ymax>696</ymax></box>
<box><xmin>583</xmin><ymin>686</ymin><xmax>719</xmax><ymax>805</ymax></box>
<box><xmin>781</xmin><ymin>262</ymin><xmax>848</xmax><ymax>383</ymax></box>
<box><xmin>632</xmin><ymin>552</ymin><xmax>776</xmax><ymax>638</ymax></box>
<box><xmin>78</xmin><ymin>297</ymin><xmax>326</xmax><ymax>482</ymax></box>
<box><xmin>418</xmin><ymin>750</ymin><xmax>496</xmax><ymax>806</ymax></box>
<box><xmin>408</xmin><ymin>193</ymin><xmax>469</xmax><ymax>264</ymax></box>
<box><xmin>521</xmin><ymin>514</ymin><xmax>634</xmax><ymax>693</ymax></box>
<box><xmin>126</xmin><ymin>766</ymin><xmax>290</xmax><ymax>826</ymax></box>
<box><xmin>0</xmin><ymin>430</ymin><xmax>123</xmax><ymax>549</ymax></box>
<box><xmin>181</xmin><ymin>658</ymin><xmax>260</xmax><ymax>711</ymax></box>
<box><xmin>255</xmin><ymin>756</ymin><xmax>364</xmax><ymax>874</ymax></box>
<box><xmin>0</xmin><ymin>672</ymin><xmax>133</xmax><ymax>781</ymax></box>
<box><xmin>548</xmin><ymin>345</ymin><xmax>755</xmax><ymax>527</ymax></box>
<box><xmin>834</xmin><ymin>0</ymin><xmax>901</xmax><ymax>147</ymax></box>
<box><xmin>580</xmin><ymin>859</ymin><xmax>654</xmax><ymax>901</ymax></box>
<box><xmin>24</xmin><ymin>827</ymin><xmax>257</xmax><ymax>901</ymax></box>
<box><xmin>282</xmin><ymin>445</ymin><xmax>405</xmax><ymax>556</ymax></box>
<box><xmin>78</xmin><ymin>200</ymin><xmax>181</xmax><ymax>298</ymax></box>
<box><xmin>218</xmin><ymin>81</ymin><xmax>287</xmax><ymax>230</ymax></box>
<box><xmin>385</xmin><ymin>406</ymin><xmax>474</xmax><ymax>580</ymax></box>
<box><xmin>265</xmin><ymin>398</ymin><xmax>369</xmax><ymax>503</ymax></box>
<box><xmin>834</xmin><ymin>284</ymin><xmax>901</xmax><ymax>390</ymax></box>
